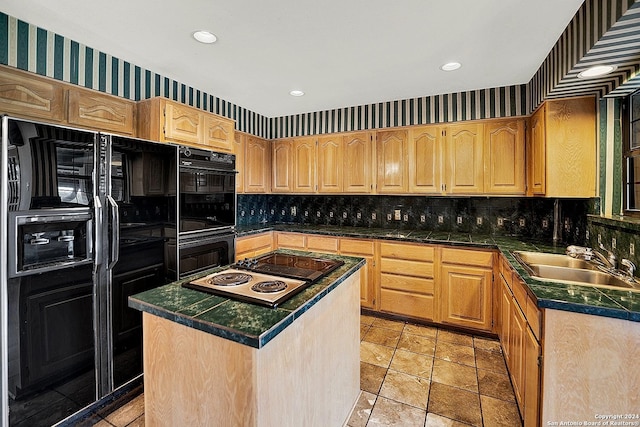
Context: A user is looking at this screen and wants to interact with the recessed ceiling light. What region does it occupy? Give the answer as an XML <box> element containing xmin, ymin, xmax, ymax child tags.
<box><xmin>290</xmin><ymin>90</ymin><xmax>305</xmax><ymax>97</ymax></box>
<box><xmin>440</xmin><ymin>62</ymin><xmax>462</xmax><ymax>71</ymax></box>
<box><xmin>577</xmin><ymin>65</ymin><xmax>616</xmax><ymax>78</ymax></box>
<box><xmin>192</xmin><ymin>30</ymin><xmax>217</xmax><ymax>44</ymax></box>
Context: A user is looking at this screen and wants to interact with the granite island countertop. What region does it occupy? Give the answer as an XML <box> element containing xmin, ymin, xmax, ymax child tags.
<box><xmin>238</xmin><ymin>223</ymin><xmax>640</xmax><ymax>323</ymax></box>
<box><xmin>128</xmin><ymin>249</ymin><xmax>365</xmax><ymax>348</ymax></box>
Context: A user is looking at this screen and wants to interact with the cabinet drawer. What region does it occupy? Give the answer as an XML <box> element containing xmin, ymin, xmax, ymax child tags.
<box><xmin>380</xmin><ymin>289</ymin><xmax>434</xmax><ymax>320</ymax></box>
<box><xmin>380</xmin><ymin>258</ymin><xmax>434</xmax><ymax>278</ymax></box>
<box><xmin>306</xmin><ymin>235</ymin><xmax>338</xmax><ymax>252</ymax></box>
<box><xmin>500</xmin><ymin>255</ymin><xmax>513</xmax><ymax>284</ymax></box>
<box><xmin>442</xmin><ymin>248</ymin><xmax>493</xmax><ymax>267</ymax></box>
<box><xmin>526</xmin><ymin>296</ymin><xmax>542</xmax><ymax>341</ymax></box>
<box><xmin>380</xmin><ymin>273</ymin><xmax>434</xmax><ymax>295</ymax></box>
<box><xmin>512</xmin><ymin>277</ymin><xmax>528</xmax><ymax>313</ymax></box>
<box><xmin>236</xmin><ymin>233</ymin><xmax>272</xmax><ymax>254</ymax></box>
<box><xmin>276</xmin><ymin>232</ymin><xmax>306</xmax><ymax>249</ymax></box>
<box><xmin>340</xmin><ymin>239</ymin><xmax>375</xmax><ymax>255</ymax></box>
<box><xmin>379</xmin><ymin>242</ymin><xmax>434</xmax><ymax>262</ymax></box>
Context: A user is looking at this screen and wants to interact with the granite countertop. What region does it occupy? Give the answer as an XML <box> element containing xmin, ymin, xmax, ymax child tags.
<box><xmin>128</xmin><ymin>250</ymin><xmax>365</xmax><ymax>349</ymax></box>
<box><xmin>237</xmin><ymin>223</ymin><xmax>640</xmax><ymax>323</ymax></box>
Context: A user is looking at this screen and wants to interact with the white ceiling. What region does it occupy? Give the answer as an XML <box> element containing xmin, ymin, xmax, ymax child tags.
<box><xmin>2</xmin><ymin>0</ymin><xmax>585</xmax><ymax>117</ymax></box>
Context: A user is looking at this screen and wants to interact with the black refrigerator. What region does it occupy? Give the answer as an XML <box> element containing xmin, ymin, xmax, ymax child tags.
<box><xmin>0</xmin><ymin>116</ymin><xmax>177</xmax><ymax>426</ymax></box>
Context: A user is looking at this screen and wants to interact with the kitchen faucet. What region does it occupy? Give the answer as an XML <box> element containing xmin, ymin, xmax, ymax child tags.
<box><xmin>620</xmin><ymin>259</ymin><xmax>636</xmax><ymax>279</ymax></box>
<box><xmin>593</xmin><ymin>243</ymin><xmax>617</xmax><ymax>270</ymax></box>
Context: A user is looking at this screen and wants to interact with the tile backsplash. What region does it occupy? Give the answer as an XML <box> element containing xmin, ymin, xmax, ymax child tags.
<box><xmin>238</xmin><ymin>195</ymin><xmax>597</xmax><ymax>244</ymax></box>
<box><xmin>587</xmin><ymin>216</ymin><xmax>640</xmax><ymax>276</ymax></box>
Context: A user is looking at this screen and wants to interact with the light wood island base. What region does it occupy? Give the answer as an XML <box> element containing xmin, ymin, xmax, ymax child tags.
<box><xmin>141</xmin><ymin>270</ymin><xmax>361</xmax><ymax>427</ymax></box>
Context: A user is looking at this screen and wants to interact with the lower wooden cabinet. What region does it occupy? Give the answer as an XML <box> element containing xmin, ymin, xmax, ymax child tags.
<box><xmin>235</xmin><ymin>232</ymin><xmax>273</xmax><ymax>261</ymax></box>
<box><xmin>499</xmin><ymin>254</ymin><xmax>541</xmax><ymax>427</ymax></box>
<box><xmin>340</xmin><ymin>239</ymin><xmax>376</xmax><ymax>309</ymax></box>
<box><xmin>378</xmin><ymin>242</ymin><xmax>435</xmax><ymax>321</ymax></box>
<box><xmin>439</xmin><ymin>248</ymin><xmax>493</xmax><ymax>331</ymax></box>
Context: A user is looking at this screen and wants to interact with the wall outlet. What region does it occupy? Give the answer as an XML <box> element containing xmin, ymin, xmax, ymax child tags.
<box><xmin>403</xmin><ymin>214</ymin><xmax>409</xmax><ymax>222</ymax></box>
<box><xmin>438</xmin><ymin>215</ymin><xmax>444</xmax><ymax>224</ymax></box>
<box><xmin>329</xmin><ymin>211</ymin><xmax>334</xmax><ymax>218</ymax></box>
<box><xmin>631</xmin><ymin>243</ymin><xmax>635</xmax><ymax>256</ymax></box>
<box><xmin>316</xmin><ymin>211</ymin><xmax>321</xmax><ymax>218</ymax></box>
<box><xmin>497</xmin><ymin>217</ymin><xmax>504</xmax><ymax>226</ymax></box>
<box><xmin>290</xmin><ymin>206</ymin><xmax>297</xmax><ymax>216</ymax></box>
<box><xmin>372</xmin><ymin>212</ymin><xmax>377</xmax><ymax>220</ymax></box>
<box><xmin>281</xmin><ymin>209</ymin><xmax>285</xmax><ymax>215</ymax></box>
<box><xmin>542</xmin><ymin>219</ymin><xmax>549</xmax><ymax>229</ymax></box>
<box><xmin>394</xmin><ymin>209</ymin><xmax>401</xmax><ymax>221</ymax></box>
<box><xmin>585</xmin><ymin>229</ymin><xmax>589</xmax><ymax>240</ymax></box>
<box><xmin>357</xmin><ymin>212</ymin><xmax>362</xmax><ymax>220</ymax></box>
<box><xmin>476</xmin><ymin>217</ymin><xmax>483</xmax><ymax>226</ymax></box>
<box><xmin>387</xmin><ymin>213</ymin><xmax>392</xmax><ymax>221</ymax></box>
<box><xmin>304</xmin><ymin>210</ymin><xmax>308</xmax><ymax>217</ymax></box>
<box><xmin>343</xmin><ymin>212</ymin><xmax>348</xmax><ymax>219</ymax></box>
<box><xmin>457</xmin><ymin>216</ymin><xmax>463</xmax><ymax>224</ymax></box>
<box><xmin>270</xmin><ymin>209</ymin><xmax>275</xmax><ymax>215</ymax></box>
<box><xmin>241</xmin><ymin>211</ymin><xmax>245</xmax><ymax>217</ymax></box>
<box><xmin>598</xmin><ymin>234</ymin><xmax>602</xmax><ymax>245</ymax></box>
<box><xmin>612</xmin><ymin>237</ymin><xmax>616</xmax><ymax>250</ymax></box>
<box><xmin>420</xmin><ymin>214</ymin><xmax>426</xmax><ymax>223</ymax></box>
<box><xmin>519</xmin><ymin>218</ymin><xmax>526</xmax><ymax>227</ymax></box>
<box><xmin>250</xmin><ymin>209</ymin><xmax>254</xmax><ymax>216</ymax></box>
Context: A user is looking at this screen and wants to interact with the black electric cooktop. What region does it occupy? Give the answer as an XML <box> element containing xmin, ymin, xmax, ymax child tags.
<box><xmin>234</xmin><ymin>253</ymin><xmax>344</xmax><ymax>282</ymax></box>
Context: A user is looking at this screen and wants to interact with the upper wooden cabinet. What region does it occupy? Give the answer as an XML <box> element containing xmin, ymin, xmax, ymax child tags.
<box><xmin>527</xmin><ymin>96</ymin><xmax>596</xmax><ymax>197</ymax></box>
<box><xmin>445</xmin><ymin>123</ymin><xmax>484</xmax><ymax>194</ymax></box>
<box><xmin>137</xmin><ymin>97</ymin><xmax>235</xmax><ymax>153</ymax></box>
<box><xmin>272</xmin><ymin>139</ymin><xmax>294</xmax><ymax>192</ymax></box>
<box><xmin>67</xmin><ymin>88</ymin><xmax>135</xmax><ymax>135</ymax></box>
<box><xmin>376</xmin><ymin>130</ymin><xmax>408</xmax><ymax>193</ymax></box>
<box><xmin>484</xmin><ymin>119</ymin><xmax>526</xmax><ymax>195</ymax></box>
<box><xmin>317</xmin><ymin>135</ymin><xmax>343</xmax><ymax>193</ymax></box>
<box><xmin>293</xmin><ymin>137</ymin><xmax>317</xmax><ymax>193</ymax></box>
<box><xmin>343</xmin><ymin>132</ymin><xmax>374</xmax><ymax>193</ymax></box>
<box><xmin>408</xmin><ymin>125</ymin><xmax>443</xmax><ymax>194</ymax></box>
<box><xmin>244</xmin><ymin>135</ymin><xmax>271</xmax><ymax>193</ymax></box>
<box><xmin>0</xmin><ymin>66</ymin><xmax>65</xmax><ymax>122</ymax></box>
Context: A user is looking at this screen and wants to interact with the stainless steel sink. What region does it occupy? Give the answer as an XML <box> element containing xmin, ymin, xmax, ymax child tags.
<box><xmin>512</xmin><ymin>251</ymin><xmax>640</xmax><ymax>291</ymax></box>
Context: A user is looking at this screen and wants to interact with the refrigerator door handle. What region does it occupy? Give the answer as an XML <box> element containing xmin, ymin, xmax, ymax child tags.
<box><xmin>107</xmin><ymin>195</ymin><xmax>120</xmax><ymax>269</ymax></box>
<box><xmin>94</xmin><ymin>196</ymin><xmax>103</xmax><ymax>270</ymax></box>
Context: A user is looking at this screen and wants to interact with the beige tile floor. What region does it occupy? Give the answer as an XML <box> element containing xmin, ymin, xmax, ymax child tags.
<box><xmin>91</xmin><ymin>314</ymin><xmax>522</xmax><ymax>427</ymax></box>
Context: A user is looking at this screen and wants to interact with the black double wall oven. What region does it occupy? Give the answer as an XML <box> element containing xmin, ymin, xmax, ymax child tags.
<box><xmin>1</xmin><ymin>117</ymin><xmax>179</xmax><ymax>426</ymax></box>
<box><xmin>176</xmin><ymin>146</ymin><xmax>236</xmax><ymax>278</ymax></box>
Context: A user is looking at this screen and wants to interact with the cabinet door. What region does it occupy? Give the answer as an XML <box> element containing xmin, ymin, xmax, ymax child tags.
<box><xmin>245</xmin><ymin>136</ymin><xmax>271</xmax><ymax>193</ymax></box>
<box><xmin>340</xmin><ymin>239</ymin><xmax>376</xmax><ymax>309</ymax></box>
<box><xmin>293</xmin><ymin>137</ymin><xmax>317</xmax><ymax>193</ymax></box>
<box><xmin>445</xmin><ymin>123</ymin><xmax>484</xmax><ymax>194</ymax></box>
<box><xmin>272</xmin><ymin>139</ymin><xmax>293</xmax><ymax>192</ymax></box>
<box><xmin>234</xmin><ymin>133</ymin><xmax>245</xmax><ymax>193</ymax></box>
<box><xmin>499</xmin><ymin>277</ymin><xmax>512</xmax><ymax>364</ymax></box>
<box><xmin>204</xmin><ymin>115</ymin><xmax>235</xmax><ymax>153</ymax></box>
<box><xmin>343</xmin><ymin>132</ymin><xmax>374</xmax><ymax>193</ymax></box>
<box><xmin>163</xmin><ymin>101</ymin><xmax>202</xmax><ymax>144</ymax></box>
<box><xmin>306</xmin><ymin>235</ymin><xmax>339</xmax><ymax>253</ymax></box>
<box><xmin>524</xmin><ymin>325</ymin><xmax>541</xmax><ymax>427</ymax></box>
<box><xmin>235</xmin><ymin>232</ymin><xmax>273</xmax><ymax>261</ymax></box>
<box><xmin>408</xmin><ymin>125</ymin><xmax>442</xmax><ymax>193</ymax></box>
<box><xmin>67</xmin><ymin>88</ymin><xmax>135</xmax><ymax>135</ymax></box>
<box><xmin>440</xmin><ymin>263</ymin><xmax>493</xmax><ymax>331</ymax></box>
<box><xmin>510</xmin><ymin>300</ymin><xmax>526</xmax><ymax>409</ymax></box>
<box><xmin>275</xmin><ymin>232</ymin><xmax>306</xmax><ymax>249</ymax></box>
<box><xmin>0</xmin><ymin>65</ymin><xmax>65</xmax><ymax>122</ymax></box>
<box><xmin>376</xmin><ymin>130</ymin><xmax>408</xmax><ymax>193</ymax></box>
<box><xmin>484</xmin><ymin>119</ymin><xmax>525</xmax><ymax>194</ymax></box>
<box><xmin>317</xmin><ymin>135</ymin><xmax>343</xmax><ymax>193</ymax></box>
<box><xmin>529</xmin><ymin>106</ymin><xmax>546</xmax><ymax>195</ymax></box>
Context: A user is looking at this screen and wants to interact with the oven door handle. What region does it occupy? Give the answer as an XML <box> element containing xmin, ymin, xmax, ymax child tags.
<box><xmin>107</xmin><ymin>195</ymin><xmax>120</xmax><ymax>269</ymax></box>
<box><xmin>94</xmin><ymin>196</ymin><xmax>103</xmax><ymax>270</ymax></box>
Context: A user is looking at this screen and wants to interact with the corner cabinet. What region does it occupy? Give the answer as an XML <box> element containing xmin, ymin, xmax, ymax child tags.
<box><xmin>439</xmin><ymin>248</ymin><xmax>493</xmax><ymax>331</ymax></box>
<box><xmin>136</xmin><ymin>97</ymin><xmax>235</xmax><ymax>153</ymax></box>
<box><xmin>528</xmin><ymin>96</ymin><xmax>596</xmax><ymax>197</ymax></box>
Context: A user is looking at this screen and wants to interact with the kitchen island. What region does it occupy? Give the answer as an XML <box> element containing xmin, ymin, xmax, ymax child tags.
<box><xmin>128</xmin><ymin>250</ymin><xmax>364</xmax><ymax>427</ymax></box>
